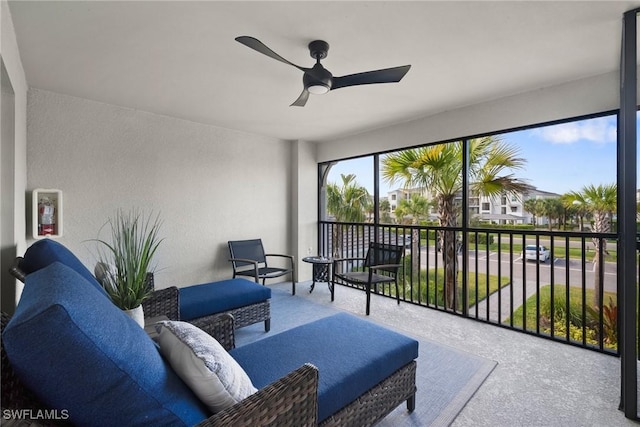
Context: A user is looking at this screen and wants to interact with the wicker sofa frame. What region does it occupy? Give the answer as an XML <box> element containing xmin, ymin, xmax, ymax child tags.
<box><xmin>2</xmin><ymin>303</ymin><xmax>416</xmax><ymax>427</ymax></box>
<box><xmin>5</xmin><ymin>259</ymin><xmax>416</xmax><ymax>426</ymax></box>
<box><xmin>111</xmin><ymin>283</ymin><xmax>418</xmax><ymax>426</ymax></box>
<box><xmin>1</xmin><ymin>310</ymin><xmax>319</xmax><ymax>427</ymax></box>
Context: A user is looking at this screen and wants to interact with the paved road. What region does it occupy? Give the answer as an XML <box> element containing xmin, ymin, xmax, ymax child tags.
<box><xmin>498</xmin><ymin>234</ymin><xmax>618</xmax><ymax>252</ymax></box>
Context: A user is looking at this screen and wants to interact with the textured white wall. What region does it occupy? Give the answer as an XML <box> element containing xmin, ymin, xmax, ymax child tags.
<box><xmin>290</xmin><ymin>140</ymin><xmax>318</xmax><ymax>281</ymax></box>
<box><xmin>1</xmin><ymin>2</ymin><xmax>29</xmax><ymax>313</ymax></box>
<box><xmin>27</xmin><ymin>89</ymin><xmax>293</xmax><ymax>288</ymax></box>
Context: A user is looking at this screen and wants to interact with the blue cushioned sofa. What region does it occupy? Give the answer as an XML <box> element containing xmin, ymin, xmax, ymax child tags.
<box><xmin>1</xmin><ymin>240</ymin><xmax>418</xmax><ymax>426</ymax></box>
<box><xmin>13</xmin><ymin>239</ymin><xmax>272</xmax><ymax>332</ymax></box>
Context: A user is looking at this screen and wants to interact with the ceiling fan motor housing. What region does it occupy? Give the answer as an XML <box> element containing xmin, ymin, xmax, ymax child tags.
<box><xmin>308</xmin><ymin>40</ymin><xmax>329</xmax><ymax>60</ymax></box>
<box><xmin>304</xmin><ymin>63</ymin><xmax>333</xmax><ymax>92</ymax></box>
<box><xmin>306</xmin><ymin>41</ymin><xmax>332</xmax><ymax>92</ymax></box>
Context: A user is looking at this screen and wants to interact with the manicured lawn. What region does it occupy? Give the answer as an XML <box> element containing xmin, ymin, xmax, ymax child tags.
<box><xmin>402</xmin><ymin>268</ymin><xmax>510</xmax><ymax>309</ymax></box>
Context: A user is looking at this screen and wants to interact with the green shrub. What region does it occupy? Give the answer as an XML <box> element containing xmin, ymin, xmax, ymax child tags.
<box><xmin>473</xmin><ymin>223</ymin><xmax>535</xmax><ymax>231</ymax></box>
<box><xmin>539</xmin><ymin>291</ymin><xmax>587</xmax><ymax>327</ymax></box>
<box><xmin>509</xmin><ymin>285</ymin><xmax>617</xmax><ymax>350</ymax></box>
<box><xmin>543</xmin><ymin>320</ymin><xmax>599</xmax><ymax>346</ymax></box>
<box><xmin>469</xmin><ymin>233</ymin><xmax>494</xmax><ymax>246</ymax></box>
<box><xmin>419</xmin><ymin>229</ymin><xmax>438</xmax><ymax>241</ymax></box>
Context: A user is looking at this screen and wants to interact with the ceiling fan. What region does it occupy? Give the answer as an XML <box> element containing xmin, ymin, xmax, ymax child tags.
<box><xmin>235</xmin><ymin>36</ymin><xmax>411</xmax><ymax>107</ymax></box>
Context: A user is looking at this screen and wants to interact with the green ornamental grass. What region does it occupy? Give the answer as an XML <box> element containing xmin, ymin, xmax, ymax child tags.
<box><xmin>96</xmin><ymin>209</ymin><xmax>163</xmax><ymax>310</ymax></box>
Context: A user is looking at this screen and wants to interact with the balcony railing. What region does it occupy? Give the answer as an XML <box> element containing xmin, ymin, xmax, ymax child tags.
<box><xmin>319</xmin><ymin>220</ymin><xmax>622</xmax><ymax>356</ymax></box>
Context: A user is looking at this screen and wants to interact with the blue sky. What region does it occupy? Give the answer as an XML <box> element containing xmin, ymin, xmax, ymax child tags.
<box><xmin>326</xmin><ymin>113</ymin><xmax>627</xmax><ymax>197</ymax></box>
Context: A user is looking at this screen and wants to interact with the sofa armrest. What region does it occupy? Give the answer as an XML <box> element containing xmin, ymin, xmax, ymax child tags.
<box><xmin>9</xmin><ymin>257</ymin><xmax>25</xmax><ymax>282</ymax></box>
<box><xmin>189</xmin><ymin>313</ymin><xmax>236</xmax><ymax>351</ymax></box>
<box><xmin>142</xmin><ymin>286</ymin><xmax>180</xmax><ymax>320</ymax></box>
<box><xmin>195</xmin><ymin>363</ymin><xmax>319</xmax><ymax>427</ymax></box>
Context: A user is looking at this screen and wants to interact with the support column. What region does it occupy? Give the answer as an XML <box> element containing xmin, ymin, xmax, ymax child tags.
<box><xmin>618</xmin><ymin>8</ymin><xmax>639</xmax><ymax>421</ymax></box>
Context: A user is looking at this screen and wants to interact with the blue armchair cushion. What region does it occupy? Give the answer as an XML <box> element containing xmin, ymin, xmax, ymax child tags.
<box><xmin>230</xmin><ymin>312</ymin><xmax>419</xmax><ymax>423</ymax></box>
<box><xmin>2</xmin><ymin>262</ymin><xmax>209</xmax><ymax>427</ymax></box>
<box><xmin>180</xmin><ymin>279</ymin><xmax>271</xmax><ymax>321</ymax></box>
<box><xmin>19</xmin><ymin>239</ymin><xmax>108</xmax><ymax>297</ymax></box>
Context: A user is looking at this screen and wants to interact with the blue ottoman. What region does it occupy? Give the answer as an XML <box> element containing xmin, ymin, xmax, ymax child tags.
<box><xmin>230</xmin><ymin>312</ymin><xmax>419</xmax><ymax>424</ymax></box>
<box><xmin>180</xmin><ymin>279</ymin><xmax>271</xmax><ymax>331</ymax></box>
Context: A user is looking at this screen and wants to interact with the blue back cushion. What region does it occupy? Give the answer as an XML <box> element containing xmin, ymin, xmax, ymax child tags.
<box><xmin>20</xmin><ymin>239</ymin><xmax>108</xmax><ymax>297</ymax></box>
<box><xmin>180</xmin><ymin>279</ymin><xmax>271</xmax><ymax>321</ymax></box>
<box><xmin>3</xmin><ymin>262</ymin><xmax>209</xmax><ymax>427</ymax></box>
<box><xmin>230</xmin><ymin>312</ymin><xmax>418</xmax><ymax>422</ymax></box>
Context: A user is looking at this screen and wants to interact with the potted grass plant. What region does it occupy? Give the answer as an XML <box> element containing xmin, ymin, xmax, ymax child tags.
<box><xmin>95</xmin><ymin>209</ymin><xmax>163</xmax><ymax>326</ymax></box>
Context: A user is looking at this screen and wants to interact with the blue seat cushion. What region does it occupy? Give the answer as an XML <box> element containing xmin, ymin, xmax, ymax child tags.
<box><xmin>19</xmin><ymin>239</ymin><xmax>108</xmax><ymax>297</ymax></box>
<box><xmin>230</xmin><ymin>312</ymin><xmax>419</xmax><ymax>423</ymax></box>
<box><xmin>3</xmin><ymin>262</ymin><xmax>209</xmax><ymax>427</ymax></box>
<box><xmin>180</xmin><ymin>279</ymin><xmax>271</xmax><ymax>321</ymax></box>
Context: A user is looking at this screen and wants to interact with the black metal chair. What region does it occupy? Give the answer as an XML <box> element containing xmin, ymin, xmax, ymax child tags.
<box><xmin>228</xmin><ymin>239</ymin><xmax>296</xmax><ymax>295</ymax></box>
<box><xmin>332</xmin><ymin>242</ymin><xmax>404</xmax><ymax>315</ymax></box>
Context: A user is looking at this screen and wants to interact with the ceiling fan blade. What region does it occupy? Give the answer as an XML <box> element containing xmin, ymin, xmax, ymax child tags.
<box><xmin>290</xmin><ymin>89</ymin><xmax>309</xmax><ymax>107</ymax></box>
<box><xmin>331</xmin><ymin>65</ymin><xmax>411</xmax><ymax>91</ymax></box>
<box><xmin>235</xmin><ymin>36</ymin><xmax>308</xmax><ymax>72</ymax></box>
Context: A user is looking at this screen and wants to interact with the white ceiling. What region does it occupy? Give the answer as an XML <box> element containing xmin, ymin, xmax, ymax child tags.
<box><xmin>8</xmin><ymin>1</ymin><xmax>640</xmax><ymax>142</ymax></box>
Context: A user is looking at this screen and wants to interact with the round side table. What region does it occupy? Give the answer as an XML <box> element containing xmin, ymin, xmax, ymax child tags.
<box><xmin>302</xmin><ymin>256</ymin><xmax>334</xmax><ymax>301</ymax></box>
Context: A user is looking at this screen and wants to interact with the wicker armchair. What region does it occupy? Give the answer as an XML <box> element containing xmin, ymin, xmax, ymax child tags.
<box><xmin>1</xmin><ymin>311</ymin><xmax>319</xmax><ymax>426</ymax></box>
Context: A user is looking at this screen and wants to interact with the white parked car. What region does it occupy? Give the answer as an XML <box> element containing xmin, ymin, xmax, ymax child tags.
<box><xmin>523</xmin><ymin>245</ymin><xmax>550</xmax><ymax>263</ymax></box>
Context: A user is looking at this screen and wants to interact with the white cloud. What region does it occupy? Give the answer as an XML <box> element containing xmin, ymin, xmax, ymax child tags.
<box><xmin>534</xmin><ymin>117</ymin><xmax>616</xmax><ymax>145</ymax></box>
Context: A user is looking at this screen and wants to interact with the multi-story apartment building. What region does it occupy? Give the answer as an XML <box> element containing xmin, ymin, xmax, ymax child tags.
<box><xmin>387</xmin><ymin>187</ymin><xmax>424</xmax><ymax>212</ymax></box>
<box><xmin>387</xmin><ymin>186</ymin><xmax>561</xmax><ymax>225</ymax></box>
<box><xmin>472</xmin><ymin>188</ymin><xmax>561</xmax><ymax>225</ymax></box>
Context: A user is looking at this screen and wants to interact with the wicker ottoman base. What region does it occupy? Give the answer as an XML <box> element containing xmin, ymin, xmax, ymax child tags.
<box><xmin>189</xmin><ymin>300</ymin><xmax>270</xmax><ymax>332</ymax></box>
<box><xmin>319</xmin><ymin>360</ymin><xmax>417</xmax><ymax>427</ymax></box>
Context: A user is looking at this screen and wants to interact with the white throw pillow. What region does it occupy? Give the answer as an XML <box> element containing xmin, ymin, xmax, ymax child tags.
<box><xmin>155</xmin><ymin>320</ymin><xmax>257</xmax><ymax>413</ymax></box>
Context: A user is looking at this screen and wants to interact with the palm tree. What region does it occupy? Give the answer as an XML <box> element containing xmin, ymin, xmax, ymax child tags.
<box><xmin>561</xmin><ymin>193</ymin><xmax>588</xmax><ymax>231</ymax></box>
<box><xmin>567</xmin><ymin>194</ymin><xmax>592</xmax><ymax>231</ymax></box>
<box><xmin>394</xmin><ymin>203</ymin><xmax>407</xmax><ymax>224</ymax></box>
<box><xmin>540</xmin><ymin>198</ymin><xmax>564</xmax><ymax>230</ymax></box>
<box><xmin>382</xmin><ymin>137</ymin><xmax>529</xmax><ymax>310</ymax></box>
<box><xmin>379</xmin><ymin>199</ymin><xmax>392</xmax><ymax>224</ymax></box>
<box><xmin>566</xmin><ymin>183</ymin><xmax>617</xmax><ymax>309</ymax></box>
<box><xmin>523</xmin><ymin>198</ymin><xmax>543</xmax><ymax>227</ymax></box>
<box><xmin>364</xmin><ymin>194</ymin><xmax>375</xmax><ymax>222</ymax></box>
<box><xmin>396</xmin><ymin>194</ymin><xmax>431</xmax><ymax>280</ymax></box>
<box><xmin>396</xmin><ymin>194</ymin><xmax>430</xmax><ymax>224</ymax></box>
<box><xmin>326</xmin><ymin>174</ymin><xmax>372</xmax><ymax>259</ymax></box>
